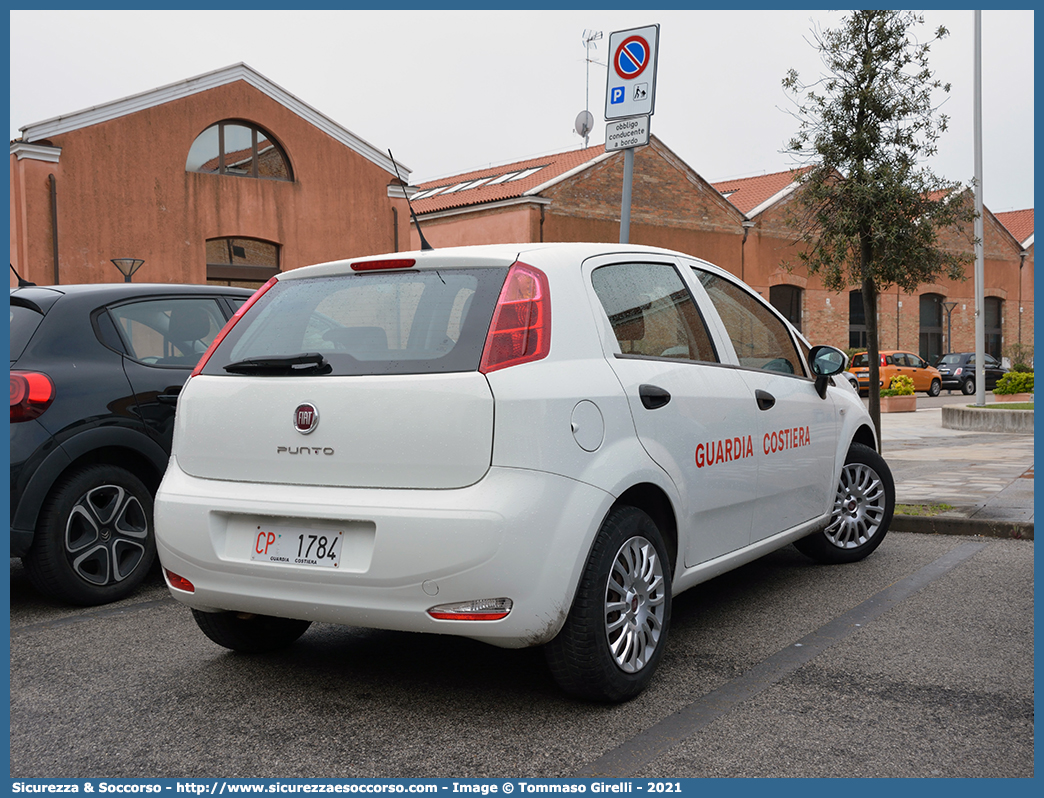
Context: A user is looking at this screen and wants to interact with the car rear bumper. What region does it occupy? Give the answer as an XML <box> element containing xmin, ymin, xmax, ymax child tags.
<box><xmin>155</xmin><ymin>461</ymin><xmax>614</xmax><ymax>648</ymax></box>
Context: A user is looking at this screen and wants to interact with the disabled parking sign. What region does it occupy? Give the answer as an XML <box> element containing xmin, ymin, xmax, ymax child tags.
<box><xmin>605</xmin><ymin>24</ymin><xmax>659</xmax><ymax>120</ymax></box>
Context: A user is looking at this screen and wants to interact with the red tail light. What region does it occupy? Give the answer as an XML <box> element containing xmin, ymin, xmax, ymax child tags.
<box><xmin>164</xmin><ymin>569</ymin><xmax>195</xmax><ymax>593</ymax></box>
<box><xmin>479</xmin><ymin>261</ymin><xmax>551</xmax><ymax>374</ymax></box>
<box><xmin>881</xmin><ymin>355</ymin><xmax>887</xmax><ymax>367</ymax></box>
<box><xmin>190</xmin><ymin>275</ymin><xmax>279</xmax><ymax>378</ymax></box>
<box><xmin>10</xmin><ymin>371</ymin><xmax>55</xmax><ymax>422</ymax></box>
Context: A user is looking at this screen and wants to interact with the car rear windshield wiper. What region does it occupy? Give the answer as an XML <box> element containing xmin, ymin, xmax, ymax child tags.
<box><xmin>223</xmin><ymin>352</ymin><xmax>332</xmax><ymax>375</ymax></box>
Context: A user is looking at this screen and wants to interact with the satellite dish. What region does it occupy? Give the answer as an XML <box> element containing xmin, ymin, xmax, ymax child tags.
<box><xmin>575</xmin><ymin>110</ymin><xmax>594</xmax><ymax>138</ymax></box>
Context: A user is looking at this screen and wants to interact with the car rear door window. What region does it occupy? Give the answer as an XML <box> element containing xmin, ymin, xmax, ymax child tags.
<box><xmin>108</xmin><ymin>298</ymin><xmax>229</xmax><ymax>367</ymax></box>
<box><xmin>591</xmin><ymin>262</ymin><xmax>718</xmax><ymax>363</ymax></box>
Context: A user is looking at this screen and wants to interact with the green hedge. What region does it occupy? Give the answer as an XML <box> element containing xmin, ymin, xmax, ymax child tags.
<box><xmin>994</xmin><ymin>371</ymin><xmax>1033</xmax><ymax>395</ymax></box>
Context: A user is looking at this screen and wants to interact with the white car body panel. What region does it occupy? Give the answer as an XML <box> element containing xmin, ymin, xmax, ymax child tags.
<box><xmin>175</xmin><ymin>372</ymin><xmax>494</xmax><ymax>490</ymax></box>
<box><xmin>156</xmin><ymin>464</ymin><xmax>614</xmax><ymax>647</ymax></box>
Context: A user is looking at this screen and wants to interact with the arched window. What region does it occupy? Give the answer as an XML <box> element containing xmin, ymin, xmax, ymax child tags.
<box><xmin>769</xmin><ymin>284</ymin><xmax>802</xmax><ymax>332</ymax></box>
<box><xmin>206</xmin><ymin>237</ymin><xmax>280</xmax><ymax>285</ymax></box>
<box><xmin>187</xmin><ymin>121</ymin><xmax>292</xmax><ymax>181</ymax></box>
<box><xmin>919</xmin><ymin>294</ymin><xmax>944</xmax><ymax>364</ymax></box>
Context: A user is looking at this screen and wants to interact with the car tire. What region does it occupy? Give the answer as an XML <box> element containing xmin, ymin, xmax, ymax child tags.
<box><xmin>545</xmin><ymin>506</ymin><xmax>672</xmax><ymax>702</ymax></box>
<box><xmin>794</xmin><ymin>443</ymin><xmax>894</xmax><ymax>565</ymax></box>
<box><xmin>928</xmin><ymin>378</ymin><xmax>941</xmax><ymax>397</ymax></box>
<box><xmin>24</xmin><ymin>464</ymin><xmax>156</xmax><ymax>605</ymax></box>
<box><xmin>961</xmin><ymin>378</ymin><xmax>976</xmax><ymax>395</ymax></box>
<box><xmin>192</xmin><ymin>610</ymin><xmax>312</xmax><ymax>654</ymax></box>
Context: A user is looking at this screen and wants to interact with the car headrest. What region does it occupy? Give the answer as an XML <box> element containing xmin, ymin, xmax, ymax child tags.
<box><xmin>167</xmin><ymin>305</ymin><xmax>212</xmax><ymax>342</ymax></box>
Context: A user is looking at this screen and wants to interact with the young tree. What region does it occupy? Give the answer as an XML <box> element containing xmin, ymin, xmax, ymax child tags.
<box><xmin>782</xmin><ymin>11</ymin><xmax>976</xmax><ymax>443</ymax></box>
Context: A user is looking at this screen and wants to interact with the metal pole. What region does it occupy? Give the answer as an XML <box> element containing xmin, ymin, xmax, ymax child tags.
<box><xmin>620</xmin><ymin>147</ymin><xmax>634</xmax><ymax>244</ymax></box>
<box><xmin>973</xmin><ymin>10</ymin><xmax>985</xmax><ymax>405</ymax></box>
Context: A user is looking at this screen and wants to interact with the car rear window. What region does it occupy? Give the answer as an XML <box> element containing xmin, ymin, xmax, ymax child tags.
<box><xmin>937</xmin><ymin>354</ymin><xmax>962</xmax><ymax>365</ymax></box>
<box><xmin>850</xmin><ymin>353</ymin><xmax>869</xmax><ymax>367</ymax></box>
<box><xmin>9</xmin><ymin>304</ymin><xmax>44</xmax><ymax>362</ymax></box>
<box><xmin>201</xmin><ymin>268</ymin><xmax>509</xmax><ymax>377</ymax></box>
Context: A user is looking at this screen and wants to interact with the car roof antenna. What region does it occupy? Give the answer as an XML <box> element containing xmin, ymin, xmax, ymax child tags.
<box><xmin>10</xmin><ymin>263</ymin><xmax>36</xmax><ymax>287</ymax></box>
<box><xmin>388</xmin><ymin>150</ymin><xmax>433</xmax><ymax>252</ymax></box>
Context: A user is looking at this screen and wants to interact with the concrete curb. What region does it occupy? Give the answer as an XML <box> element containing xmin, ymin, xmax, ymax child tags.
<box><xmin>942</xmin><ymin>404</ymin><xmax>1034</xmax><ymax>433</ymax></box>
<box><xmin>892</xmin><ymin>513</ymin><xmax>1034</xmax><ymax>540</ymax></box>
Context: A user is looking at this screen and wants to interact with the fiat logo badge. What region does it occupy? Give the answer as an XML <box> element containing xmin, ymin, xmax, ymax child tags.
<box><xmin>294</xmin><ymin>403</ymin><xmax>319</xmax><ymax>434</ymax></box>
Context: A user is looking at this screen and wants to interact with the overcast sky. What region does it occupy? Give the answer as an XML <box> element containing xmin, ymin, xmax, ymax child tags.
<box><xmin>9</xmin><ymin>9</ymin><xmax>1035</xmax><ymax>213</ymax></box>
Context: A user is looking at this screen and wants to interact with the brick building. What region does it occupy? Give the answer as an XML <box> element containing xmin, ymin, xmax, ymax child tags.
<box><xmin>9</xmin><ymin>63</ymin><xmax>413</xmax><ymax>288</ymax></box>
<box><xmin>10</xmin><ymin>67</ymin><xmax>1031</xmax><ymax>364</ymax></box>
<box><xmin>410</xmin><ymin>138</ymin><xmax>1033</xmax><ymax>363</ymax></box>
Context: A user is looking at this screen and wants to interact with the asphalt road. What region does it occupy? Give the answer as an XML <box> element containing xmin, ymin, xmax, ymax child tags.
<box><xmin>9</xmin><ymin>530</ymin><xmax>1033</xmax><ymax>780</ymax></box>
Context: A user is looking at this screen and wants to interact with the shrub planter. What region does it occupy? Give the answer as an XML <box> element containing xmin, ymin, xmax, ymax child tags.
<box><xmin>880</xmin><ymin>394</ymin><xmax>916</xmax><ymax>413</ymax></box>
<box><xmin>993</xmin><ymin>392</ymin><xmax>1033</xmax><ymax>403</ymax></box>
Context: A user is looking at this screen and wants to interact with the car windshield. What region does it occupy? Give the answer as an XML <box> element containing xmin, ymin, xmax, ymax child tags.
<box><xmin>201</xmin><ymin>268</ymin><xmax>509</xmax><ymax>377</ymax></box>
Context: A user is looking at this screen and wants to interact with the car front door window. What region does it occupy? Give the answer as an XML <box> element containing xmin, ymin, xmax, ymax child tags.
<box><xmin>692</xmin><ymin>271</ymin><xmax>805</xmax><ymax>376</ymax></box>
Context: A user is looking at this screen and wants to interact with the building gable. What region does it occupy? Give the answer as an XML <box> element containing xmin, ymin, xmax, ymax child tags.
<box><xmin>16</xmin><ymin>62</ymin><xmax>404</xmax><ymax>179</ymax></box>
<box><xmin>545</xmin><ymin>137</ymin><xmax>745</xmax><ymax>231</ymax></box>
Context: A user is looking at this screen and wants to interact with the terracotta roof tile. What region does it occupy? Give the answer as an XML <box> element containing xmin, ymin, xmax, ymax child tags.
<box><xmin>994</xmin><ymin>208</ymin><xmax>1034</xmax><ymax>246</ymax></box>
<box><xmin>712</xmin><ymin>169</ymin><xmax>807</xmax><ymax>215</ymax></box>
<box><xmin>413</xmin><ymin>145</ymin><xmax>611</xmax><ymax>214</ymax></box>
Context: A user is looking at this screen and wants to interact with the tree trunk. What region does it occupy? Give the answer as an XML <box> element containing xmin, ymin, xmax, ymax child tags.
<box><xmin>863</xmin><ymin>266</ymin><xmax>883</xmax><ymax>451</ymax></box>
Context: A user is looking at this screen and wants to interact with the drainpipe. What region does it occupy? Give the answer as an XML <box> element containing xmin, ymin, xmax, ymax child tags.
<box><xmin>540</xmin><ymin>205</ymin><xmax>545</xmax><ymax>243</ymax></box>
<box><xmin>49</xmin><ymin>174</ymin><xmax>60</xmax><ymax>284</ymax></box>
<box><xmin>1018</xmin><ymin>250</ymin><xmax>1027</xmax><ymax>345</ymax></box>
<box><xmin>896</xmin><ymin>285</ymin><xmax>900</xmax><ymax>350</ymax></box>
<box><xmin>740</xmin><ymin>220</ymin><xmax>755</xmax><ymax>282</ymax></box>
<box><xmin>392</xmin><ymin>207</ymin><xmax>399</xmax><ymax>252</ymax></box>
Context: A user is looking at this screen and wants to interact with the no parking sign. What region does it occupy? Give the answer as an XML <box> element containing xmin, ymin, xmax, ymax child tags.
<box><xmin>604</xmin><ymin>24</ymin><xmax>659</xmax><ymax>120</ymax></box>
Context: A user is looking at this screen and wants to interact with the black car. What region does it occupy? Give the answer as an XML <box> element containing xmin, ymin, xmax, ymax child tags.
<box><xmin>10</xmin><ymin>282</ymin><xmax>253</xmax><ymax>604</ymax></box>
<box><xmin>934</xmin><ymin>352</ymin><xmax>1008</xmax><ymax>395</ymax></box>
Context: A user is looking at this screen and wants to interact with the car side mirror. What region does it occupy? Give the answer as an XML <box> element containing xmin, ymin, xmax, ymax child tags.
<box><xmin>809</xmin><ymin>345</ymin><xmax>847</xmax><ymax>399</ymax></box>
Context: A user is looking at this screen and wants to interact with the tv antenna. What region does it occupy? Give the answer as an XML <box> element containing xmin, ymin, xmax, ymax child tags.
<box><xmin>388</xmin><ymin>149</ymin><xmax>433</xmax><ymax>251</ymax></box>
<box><xmin>577</xmin><ymin>29</ymin><xmax>603</xmax><ymax>147</ymax></box>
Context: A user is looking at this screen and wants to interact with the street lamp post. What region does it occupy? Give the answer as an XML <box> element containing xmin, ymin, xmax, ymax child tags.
<box><xmin>111</xmin><ymin>258</ymin><xmax>144</xmax><ymax>283</ymax></box>
<box><xmin>942</xmin><ymin>301</ymin><xmax>958</xmax><ymax>355</ymax></box>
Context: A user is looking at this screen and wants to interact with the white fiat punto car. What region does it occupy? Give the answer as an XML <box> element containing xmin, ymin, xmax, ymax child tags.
<box><xmin>155</xmin><ymin>242</ymin><xmax>893</xmax><ymax>702</ymax></box>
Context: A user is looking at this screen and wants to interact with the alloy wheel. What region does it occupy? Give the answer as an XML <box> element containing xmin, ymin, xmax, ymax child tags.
<box><xmin>604</xmin><ymin>536</ymin><xmax>667</xmax><ymax>673</ymax></box>
<box><xmin>65</xmin><ymin>484</ymin><xmax>149</xmax><ymax>586</ymax></box>
<box><xmin>825</xmin><ymin>463</ymin><xmax>888</xmax><ymax>549</ymax></box>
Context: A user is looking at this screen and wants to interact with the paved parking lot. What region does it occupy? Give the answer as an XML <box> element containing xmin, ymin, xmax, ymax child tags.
<box><xmin>9</xmin><ymin>530</ymin><xmax>1033</xmax><ymax>779</ymax></box>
